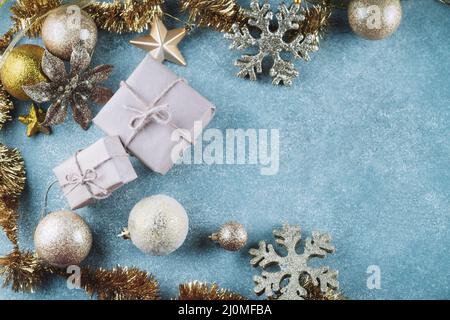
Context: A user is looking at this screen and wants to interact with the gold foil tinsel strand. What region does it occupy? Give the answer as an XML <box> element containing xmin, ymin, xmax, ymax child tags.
<box><xmin>300</xmin><ymin>1</ymin><xmax>332</xmax><ymax>38</ymax></box>
<box><xmin>301</xmin><ymin>277</ymin><xmax>346</xmax><ymax>300</ymax></box>
<box><xmin>0</xmin><ymin>144</ymin><xmax>26</xmax><ymax>198</ymax></box>
<box><xmin>0</xmin><ymin>249</ymin><xmax>48</xmax><ymax>293</ymax></box>
<box><xmin>85</xmin><ymin>0</ymin><xmax>164</xmax><ymax>34</ymax></box>
<box><xmin>0</xmin><ymin>25</ymin><xmax>19</xmax><ymax>53</ymax></box>
<box><xmin>180</xmin><ymin>0</ymin><xmax>247</xmax><ymax>33</ymax></box>
<box><xmin>0</xmin><ymin>144</ymin><xmax>25</xmax><ymax>247</ymax></box>
<box><xmin>0</xmin><ymin>196</ymin><xmax>19</xmax><ymax>245</ymax></box>
<box><xmin>10</xmin><ymin>0</ymin><xmax>62</xmax><ymax>38</ymax></box>
<box><xmin>0</xmin><ymin>84</ymin><xmax>14</xmax><ymax>130</ymax></box>
<box><xmin>80</xmin><ymin>266</ymin><xmax>160</xmax><ymax>300</ymax></box>
<box><xmin>178</xmin><ymin>281</ymin><xmax>246</xmax><ymax>300</ymax></box>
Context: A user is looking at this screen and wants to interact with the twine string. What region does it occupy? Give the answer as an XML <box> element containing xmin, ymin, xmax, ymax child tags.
<box><xmin>120</xmin><ymin>78</ymin><xmax>194</xmax><ymax>146</ymax></box>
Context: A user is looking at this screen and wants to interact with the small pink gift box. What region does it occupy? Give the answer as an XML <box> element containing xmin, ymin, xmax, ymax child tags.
<box><xmin>93</xmin><ymin>55</ymin><xmax>215</xmax><ymax>175</ymax></box>
<box><xmin>53</xmin><ymin>136</ymin><xmax>137</xmax><ymax>210</ymax></box>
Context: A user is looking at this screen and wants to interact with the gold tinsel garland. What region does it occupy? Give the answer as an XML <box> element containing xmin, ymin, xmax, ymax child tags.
<box><xmin>0</xmin><ymin>83</ymin><xmax>14</xmax><ymax>130</ymax></box>
<box><xmin>85</xmin><ymin>0</ymin><xmax>164</xmax><ymax>34</ymax></box>
<box><xmin>0</xmin><ymin>249</ymin><xmax>162</xmax><ymax>299</ymax></box>
<box><xmin>10</xmin><ymin>0</ymin><xmax>62</xmax><ymax>38</ymax></box>
<box><xmin>0</xmin><ymin>249</ymin><xmax>48</xmax><ymax>293</ymax></box>
<box><xmin>301</xmin><ymin>278</ymin><xmax>346</xmax><ymax>300</ymax></box>
<box><xmin>0</xmin><ymin>24</ymin><xmax>18</xmax><ymax>53</ymax></box>
<box><xmin>181</xmin><ymin>0</ymin><xmax>332</xmax><ymax>36</ymax></box>
<box><xmin>80</xmin><ymin>266</ymin><xmax>160</xmax><ymax>300</ymax></box>
<box><xmin>0</xmin><ymin>196</ymin><xmax>19</xmax><ymax>245</ymax></box>
<box><xmin>300</xmin><ymin>1</ymin><xmax>332</xmax><ymax>38</ymax></box>
<box><xmin>181</xmin><ymin>0</ymin><xmax>247</xmax><ymax>33</ymax></box>
<box><xmin>0</xmin><ymin>144</ymin><xmax>26</xmax><ymax>198</ymax></box>
<box><xmin>178</xmin><ymin>281</ymin><xmax>246</xmax><ymax>300</ymax></box>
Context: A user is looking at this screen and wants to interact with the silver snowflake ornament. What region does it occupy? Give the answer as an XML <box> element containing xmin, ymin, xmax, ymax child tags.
<box><xmin>225</xmin><ymin>0</ymin><xmax>319</xmax><ymax>86</ymax></box>
<box><xmin>249</xmin><ymin>224</ymin><xmax>339</xmax><ymax>300</ymax></box>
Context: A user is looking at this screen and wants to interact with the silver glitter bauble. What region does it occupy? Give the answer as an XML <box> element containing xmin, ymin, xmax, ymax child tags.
<box><xmin>41</xmin><ymin>7</ymin><xmax>97</xmax><ymax>60</ymax></box>
<box><xmin>210</xmin><ymin>221</ymin><xmax>248</xmax><ymax>251</ymax></box>
<box><xmin>348</xmin><ymin>0</ymin><xmax>402</xmax><ymax>40</ymax></box>
<box><xmin>34</xmin><ymin>211</ymin><xmax>92</xmax><ymax>268</ymax></box>
<box><xmin>128</xmin><ymin>195</ymin><xmax>189</xmax><ymax>256</ymax></box>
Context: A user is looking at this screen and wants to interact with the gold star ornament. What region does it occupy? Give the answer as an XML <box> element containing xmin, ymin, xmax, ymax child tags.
<box><xmin>18</xmin><ymin>104</ymin><xmax>51</xmax><ymax>137</ymax></box>
<box><xmin>130</xmin><ymin>16</ymin><xmax>187</xmax><ymax>66</ymax></box>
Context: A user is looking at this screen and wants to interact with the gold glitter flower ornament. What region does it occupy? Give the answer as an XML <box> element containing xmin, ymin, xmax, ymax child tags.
<box><xmin>23</xmin><ymin>42</ymin><xmax>113</xmax><ymax>130</ymax></box>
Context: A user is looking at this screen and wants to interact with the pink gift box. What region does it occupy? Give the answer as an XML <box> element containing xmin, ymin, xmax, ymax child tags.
<box><xmin>93</xmin><ymin>55</ymin><xmax>215</xmax><ymax>175</ymax></box>
<box><xmin>53</xmin><ymin>136</ymin><xmax>137</xmax><ymax>210</ymax></box>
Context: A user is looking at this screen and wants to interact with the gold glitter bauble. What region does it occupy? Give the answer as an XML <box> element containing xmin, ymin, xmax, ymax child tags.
<box><xmin>41</xmin><ymin>7</ymin><xmax>97</xmax><ymax>60</ymax></box>
<box><xmin>348</xmin><ymin>0</ymin><xmax>402</xmax><ymax>40</ymax></box>
<box><xmin>0</xmin><ymin>44</ymin><xmax>47</xmax><ymax>100</ymax></box>
<box><xmin>34</xmin><ymin>211</ymin><xmax>92</xmax><ymax>268</ymax></box>
<box><xmin>210</xmin><ymin>221</ymin><xmax>248</xmax><ymax>251</ymax></box>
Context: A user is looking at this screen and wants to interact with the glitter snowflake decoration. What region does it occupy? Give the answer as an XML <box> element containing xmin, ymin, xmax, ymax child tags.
<box><xmin>249</xmin><ymin>224</ymin><xmax>339</xmax><ymax>300</ymax></box>
<box><xmin>225</xmin><ymin>0</ymin><xmax>319</xmax><ymax>86</ymax></box>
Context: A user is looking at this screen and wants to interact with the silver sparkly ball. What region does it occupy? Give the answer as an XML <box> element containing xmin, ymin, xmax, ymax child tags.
<box><xmin>41</xmin><ymin>7</ymin><xmax>97</xmax><ymax>60</ymax></box>
<box><xmin>128</xmin><ymin>195</ymin><xmax>189</xmax><ymax>256</ymax></box>
<box><xmin>210</xmin><ymin>221</ymin><xmax>248</xmax><ymax>251</ymax></box>
<box><xmin>348</xmin><ymin>0</ymin><xmax>402</xmax><ymax>40</ymax></box>
<box><xmin>34</xmin><ymin>211</ymin><xmax>92</xmax><ymax>268</ymax></box>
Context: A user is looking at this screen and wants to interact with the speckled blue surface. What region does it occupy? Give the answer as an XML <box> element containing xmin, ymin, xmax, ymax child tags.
<box><xmin>0</xmin><ymin>0</ymin><xmax>449</xmax><ymax>300</ymax></box>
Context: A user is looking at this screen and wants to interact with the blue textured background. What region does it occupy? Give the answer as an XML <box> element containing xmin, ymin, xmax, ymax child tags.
<box><xmin>0</xmin><ymin>0</ymin><xmax>449</xmax><ymax>300</ymax></box>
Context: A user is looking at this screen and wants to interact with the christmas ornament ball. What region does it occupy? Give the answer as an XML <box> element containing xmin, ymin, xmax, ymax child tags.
<box><xmin>0</xmin><ymin>44</ymin><xmax>47</xmax><ymax>100</ymax></box>
<box><xmin>41</xmin><ymin>7</ymin><xmax>97</xmax><ymax>60</ymax></box>
<box><xmin>348</xmin><ymin>0</ymin><xmax>402</xmax><ymax>40</ymax></box>
<box><xmin>128</xmin><ymin>195</ymin><xmax>189</xmax><ymax>256</ymax></box>
<box><xmin>34</xmin><ymin>211</ymin><xmax>92</xmax><ymax>268</ymax></box>
<box><xmin>210</xmin><ymin>221</ymin><xmax>248</xmax><ymax>251</ymax></box>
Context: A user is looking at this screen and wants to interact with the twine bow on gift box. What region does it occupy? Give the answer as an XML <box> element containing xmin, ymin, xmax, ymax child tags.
<box><xmin>62</xmin><ymin>151</ymin><xmax>111</xmax><ymax>200</ymax></box>
<box><xmin>120</xmin><ymin>80</ymin><xmax>194</xmax><ymax>147</ymax></box>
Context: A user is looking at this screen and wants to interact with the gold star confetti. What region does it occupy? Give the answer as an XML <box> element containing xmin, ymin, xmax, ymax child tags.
<box><xmin>18</xmin><ymin>104</ymin><xmax>50</xmax><ymax>137</ymax></box>
<box><xmin>130</xmin><ymin>16</ymin><xmax>187</xmax><ymax>66</ymax></box>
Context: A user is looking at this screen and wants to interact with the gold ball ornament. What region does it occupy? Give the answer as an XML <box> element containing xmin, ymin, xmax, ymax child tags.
<box><xmin>210</xmin><ymin>221</ymin><xmax>248</xmax><ymax>251</ymax></box>
<box><xmin>348</xmin><ymin>0</ymin><xmax>402</xmax><ymax>40</ymax></box>
<box><xmin>41</xmin><ymin>7</ymin><xmax>97</xmax><ymax>60</ymax></box>
<box><xmin>128</xmin><ymin>195</ymin><xmax>189</xmax><ymax>256</ymax></box>
<box><xmin>0</xmin><ymin>45</ymin><xmax>47</xmax><ymax>100</ymax></box>
<box><xmin>34</xmin><ymin>211</ymin><xmax>92</xmax><ymax>268</ymax></box>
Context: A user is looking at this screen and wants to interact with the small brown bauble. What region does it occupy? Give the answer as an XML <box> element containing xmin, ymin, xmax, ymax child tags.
<box><xmin>348</xmin><ymin>0</ymin><xmax>402</xmax><ymax>40</ymax></box>
<box><xmin>34</xmin><ymin>211</ymin><xmax>92</xmax><ymax>268</ymax></box>
<box><xmin>0</xmin><ymin>44</ymin><xmax>47</xmax><ymax>100</ymax></box>
<box><xmin>210</xmin><ymin>221</ymin><xmax>248</xmax><ymax>251</ymax></box>
<box><xmin>41</xmin><ymin>7</ymin><xmax>97</xmax><ymax>60</ymax></box>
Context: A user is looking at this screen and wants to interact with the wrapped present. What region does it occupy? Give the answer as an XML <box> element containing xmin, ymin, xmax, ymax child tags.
<box><xmin>53</xmin><ymin>136</ymin><xmax>137</xmax><ymax>210</ymax></box>
<box><xmin>93</xmin><ymin>55</ymin><xmax>215</xmax><ymax>175</ymax></box>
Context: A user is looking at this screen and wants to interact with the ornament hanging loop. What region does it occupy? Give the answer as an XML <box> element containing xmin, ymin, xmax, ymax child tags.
<box><xmin>163</xmin><ymin>12</ymin><xmax>197</xmax><ymax>33</ymax></box>
<box><xmin>40</xmin><ymin>180</ymin><xmax>59</xmax><ymax>218</ymax></box>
